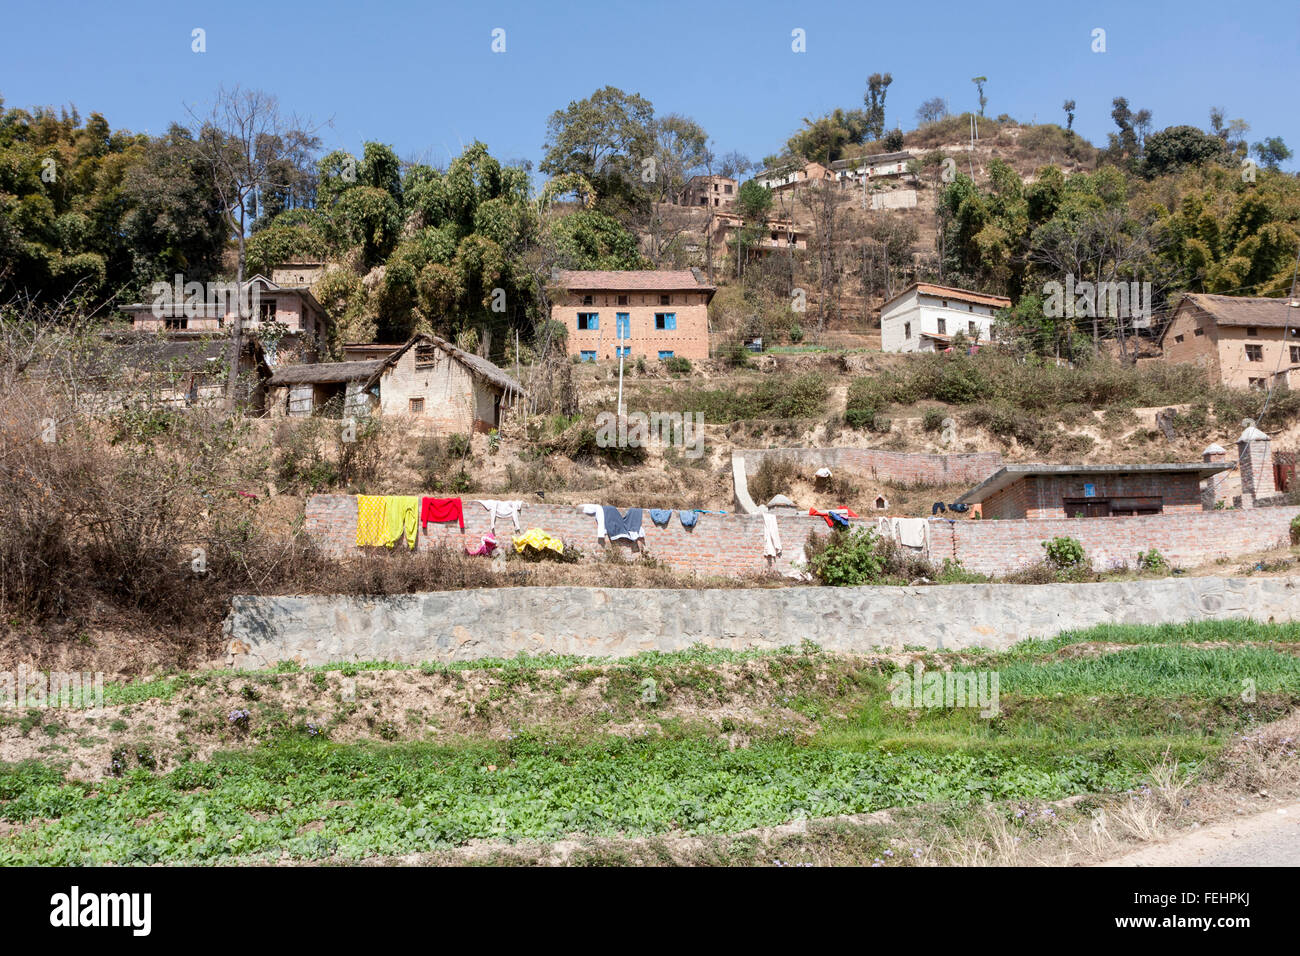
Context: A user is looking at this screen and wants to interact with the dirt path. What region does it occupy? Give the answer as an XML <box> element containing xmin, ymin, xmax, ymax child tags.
<box><xmin>1096</xmin><ymin>801</ymin><xmax>1300</xmax><ymax>867</ymax></box>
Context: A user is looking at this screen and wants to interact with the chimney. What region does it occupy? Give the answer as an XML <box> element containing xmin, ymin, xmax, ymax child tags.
<box><xmin>1236</xmin><ymin>424</ymin><xmax>1274</xmax><ymax>508</ymax></box>
<box><xmin>1201</xmin><ymin>443</ymin><xmax>1228</xmax><ymax>509</ymax></box>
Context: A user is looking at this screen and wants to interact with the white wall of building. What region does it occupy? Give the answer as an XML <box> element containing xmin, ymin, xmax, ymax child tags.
<box><xmin>880</xmin><ymin>291</ymin><xmax>1001</xmax><ymax>353</ymax></box>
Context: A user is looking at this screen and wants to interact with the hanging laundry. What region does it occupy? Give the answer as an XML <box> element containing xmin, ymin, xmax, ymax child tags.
<box><xmin>679</xmin><ymin>510</ymin><xmax>699</xmax><ymax>529</ymax></box>
<box><xmin>603</xmin><ymin>506</ymin><xmax>644</xmax><ymax>542</ymax></box>
<box><xmin>649</xmin><ymin>508</ymin><xmax>673</xmax><ymax>528</ymax></box>
<box><xmin>895</xmin><ymin>518</ymin><xmax>930</xmax><ymax>550</ymax></box>
<box><xmin>581</xmin><ymin>503</ymin><xmax>607</xmax><ymax>538</ymax></box>
<box><xmin>383</xmin><ymin>495</ymin><xmax>420</xmax><ymax>549</ymax></box>
<box><xmin>931</xmin><ymin>501</ymin><xmax>947</xmax><ymax>515</ymax></box>
<box><xmin>513</xmin><ymin>529</ymin><xmax>564</xmax><ymax>554</ymax></box>
<box><xmin>948</xmin><ymin>502</ymin><xmax>969</xmax><ymax>513</ymax></box>
<box><xmin>762</xmin><ymin>512</ymin><xmax>782</xmax><ymax>557</ymax></box>
<box><xmin>809</xmin><ymin>507</ymin><xmax>858</xmax><ymax>528</ymax></box>
<box><xmin>355</xmin><ymin>495</ymin><xmax>388</xmax><ymax>547</ymax></box>
<box><xmin>475</xmin><ymin>499</ymin><xmax>523</xmax><ymax>532</ymax></box>
<box><xmin>465</xmin><ymin>533</ymin><xmax>498</xmax><ymax>557</ymax></box>
<box><xmin>420</xmin><ymin>496</ymin><xmax>465</xmax><ymax>532</ymax></box>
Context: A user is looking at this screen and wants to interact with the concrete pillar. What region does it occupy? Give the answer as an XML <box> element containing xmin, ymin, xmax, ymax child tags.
<box><xmin>1201</xmin><ymin>443</ymin><xmax>1228</xmax><ymax>509</ymax></box>
<box><xmin>1236</xmin><ymin>425</ymin><xmax>1275</xmax><ymax>508</ymax></box>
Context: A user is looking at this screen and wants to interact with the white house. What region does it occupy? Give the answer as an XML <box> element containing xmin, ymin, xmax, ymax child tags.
<box><xmin>879</xmin><ymin>282</ymin><xmax>1011</xmax><ymax>353</ymax></box>
<box><xmin>830</xmin><ymin>151</ymin><xmax>914</xmax><ymax>185</ymax></box>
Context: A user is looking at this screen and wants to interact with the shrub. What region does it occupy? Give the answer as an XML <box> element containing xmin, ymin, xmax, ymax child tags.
<box><xmin>922</xmin><ymin>408</ymin><xmax>946</xmax><ymax>432</ymax></box>
<box><xmin>845</xmin><ymin>379</ymin><xmax>885</xmax><ymax>429</ymax></box>
<box><xmin>805</xmin><ymin>526</ymin><xmax>887</xmax><ymax>586</ymax></box>
<box><xmin>1137</xmin><ymin>549</ymin><xmax>1169</xmax><ymax>572</ymax></box>
<box><xmin>1042</xmin><ymin>536</ymin><xmax>1086</xmax><ymax>569</ymax></box>
<box><xmin>1290</xmin><ymin>515</ymin><xmax>1300</xmax><ymax>546</ymax></box>
<box><xmin>663</xmin><ymin>356</ymin><xmax>692</xmax><ymax>375</ymax></box>
<box><xmin>748</xmin><ymin>456</ymin><xmax>799</xmax><ymax>504</ymax></box>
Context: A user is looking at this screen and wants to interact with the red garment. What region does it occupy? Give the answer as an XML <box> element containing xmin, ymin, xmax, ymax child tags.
<box><xmin>420</xmin><ymin>496</ymin><xmax>465</xmax><ymax>531</ymax></box>
<box><xmin>808</xmin><ymin>507</ymin><xmax>860</xmax><ymax>528</ymax></box>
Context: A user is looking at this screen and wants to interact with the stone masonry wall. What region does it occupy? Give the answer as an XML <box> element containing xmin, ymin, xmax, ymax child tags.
<box><xmin>225</xmin><ymin>576</ymin><xmax>1300</xmax><ymax>668</ymax></box>
<box><xmin>736</xmin><ymin>447</ymin><xmax>1004</xmax><ymax>487</ymax></box>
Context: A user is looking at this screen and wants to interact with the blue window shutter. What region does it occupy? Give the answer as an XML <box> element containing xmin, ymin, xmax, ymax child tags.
<box><xmin>667</xmin><ymin>313</ymin><xmax>677</xmax><ymax>330</ymax></box>
<box><xmin>590</xmin><ymin>312</ymin><xmax>598</xmax><ymax>330</ymax></box>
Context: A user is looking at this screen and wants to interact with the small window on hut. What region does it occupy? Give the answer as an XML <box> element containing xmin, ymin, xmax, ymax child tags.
<box><xmin>415</xmin><ymin>344</ymin><xmax>437</xmax><ymax>369</ymax></box>
<box><xmin>409</xmin><ymin>398</ymin><xmax>425</xmax><ymax>414</ymax></box>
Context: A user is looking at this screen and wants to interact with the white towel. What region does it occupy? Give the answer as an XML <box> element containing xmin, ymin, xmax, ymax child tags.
<box><xmin>762</xmin><ymin>512</ymin><xmax>782</xmax><ymax>557</ymax></box>
<box><xmin>581</xmin><ymin>503</ymin><xmax>606</xmax><ymax>539</ymax></box>
<box><xmin>895</xmin><ymin>518</ymin><xmax>929</xmax><ymax>549</ymax></box>
<box><xmin>476</xmin><ymin>499</ymin><xmax>523</xmax><ymax>531</ymax></box>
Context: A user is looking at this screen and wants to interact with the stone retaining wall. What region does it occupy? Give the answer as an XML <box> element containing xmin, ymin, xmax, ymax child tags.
<box><xmin>225</xmin><ymin>576</ymin><xmax>1300</xmax><ymax>668</ymax></box>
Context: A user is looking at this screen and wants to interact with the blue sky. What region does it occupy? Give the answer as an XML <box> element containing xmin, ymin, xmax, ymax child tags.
<box><xmin>2</xmin><ymin>0</ymin><xmax>1296</xmax><ymax>171</ymax></box>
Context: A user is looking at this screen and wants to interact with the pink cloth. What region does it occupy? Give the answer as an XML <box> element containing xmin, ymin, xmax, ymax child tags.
<box><xmin>465</xmin><ymin>533</ymin><xmax>498</xmax><ymax>557</ymax></box>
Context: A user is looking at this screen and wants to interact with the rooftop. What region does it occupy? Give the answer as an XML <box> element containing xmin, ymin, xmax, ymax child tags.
<box><xmin>956</xmin><ymin>462</ymin><xmax>1233</xmax><ymax>505</ymax></box>
<box><xmin>555</xmin><ymin>269</ymin><xmax>716</xmax><ymax>297</ymax></box>
<box><xmin>881</xmin><ymin>282</ymin><xmax>1012</xmax><ymax>312</ymax></box>
<box><xmin>1161</xmin><ymin>293</ymin><xmax>1300</xmax><ymax>340</ymax></box>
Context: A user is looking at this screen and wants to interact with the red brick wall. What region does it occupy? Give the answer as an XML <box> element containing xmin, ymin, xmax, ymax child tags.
<box><xmin>305</xmin><ymin>495</ymin><xmax>1300</xmax><ymax>578</ymax></box>
<box><xmin>981</xmin><ymin>473</ymin><xmax>1205</xmax><ymax>520</ymax></box>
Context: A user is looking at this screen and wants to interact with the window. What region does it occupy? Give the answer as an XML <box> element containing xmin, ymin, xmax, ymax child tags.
<box><xmin>582</xmin><ymin>295</ymin><xmax>593</xmax><ymax>306</ymax></box>
<box><xmin>1246</xmin><ymin>326</ymin><xmax>1258</xmax><ymax>337</ymax></box>
<box><xmin>1246</xmin><ymin>344</ymin><xmax>1263</xmax><ymax>362</ymax></box>
<box><xmin>1174</xmin><ymin>334</ymin><xmax>1185</xmax><ymax>343</ymax></box>
<box><xmin>724</xmin><ymin>184</ymin><xmax>733</xmax><ymax>194</ymax></box>
<box><xmin>654</xmin><ymin>312</ymin><xmax>677</xmax><ymax>330</ymax></box>
<box><xmin>1063</xmin><ymin>499</ymin><xmax>1112</xmax><ymax>518</ymax></box>
<box><xmin>616</xmin><ymin>313</ymin><xmax>630</xmax><ymax>339</ymax></box>
<box><xmin>579</xmin><ymin>350</ymin><xmax>596</xmax><ymax>362</ymax></box>
<box><xmin>658</xmin><ymin>351</ymin><xmax>674</xmax><ymax>360</ymax></box>
<box><xmin>415</xmin><ymin>343</ymin><xmax>437</xmax><ymax>368</ymax></box>
<box><xmin>577</xmin><ymin>312</ymin><xmax>599</xmax><ymax>331</ymax></box>
<box><xmin>968</xmin><ymin>320</ymin><xmax>977</xmax><ymax>335</ymax></box>
<box><xmin>617</xmin><ymin>295</ymin><xmax>628</xmax><ymax>306</ymax></box>
<box><xmin>1249</xmin><ymin>377</ymin><xmax>1265</xmax><ymax>389</ymax></box>
<box><xmin>165</xmin><ymin>317</ymin><xmax>188</xmax><ymax>330</ymax></box>
<box><xmin>904</xmin><ymin>322</ymin><xmax>911</xmax><ymax>339</ymax></box>
<box><xmin>936</xmin><ymin>317</ymin><xmax>947</xmax><ymax>334</ymax></box>
<box><xmin>941</xmin><ymin>300</ymin><xmax>948</xmax><ymax>308</ymax></box>
<box><xmin>660</xmin><ymin>294</ymin><xmax>671</xmax><ymax>306</ymax></box>
<box><xmin>1194</xmin><ymin>327</ymin><xmax>1204</xmax><ymax>336</ymax></box>
<box><xmin>408</xmin><ymin>397</ymin><xmax>425</xmax><ymax>414</ymax></box>
<box><xmin>616</xmin><ymin>346</ymin><xmax>631</xmax><ymax>357</ymax></box>
<box><xmin>1291</xmin><ymin>346</ymin><xmax>1300</xmax><ymax>364</ymax></box>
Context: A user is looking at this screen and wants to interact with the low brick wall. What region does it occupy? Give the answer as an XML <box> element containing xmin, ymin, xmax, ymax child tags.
<box><xmin>939</xmin><ymin>506</ymin><xmax>1300</xmax><ymax>575</ymax></box>
<box><xmin>225</xmin><ymin>576</ymin><xmax>1300</xmax><ymax>667</ymax></box>
<box><xmin>305</xmin><ymin>494</ymin><xmax>824</xmax><ymax>577</ymax></box>
<box><xmin>305</xmin><ymin>494</ymin><xmax>1300</xmax><ymax>578</ymax></box>
<box><xmin>736</xmin><ymin>447</ymin><xmax>1004</xmax><ymax>487</ymax></box>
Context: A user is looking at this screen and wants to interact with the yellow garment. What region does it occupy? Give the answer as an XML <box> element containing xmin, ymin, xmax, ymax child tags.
<box><xmin>355</xmin><ymin>495</ymin><xmax>388</xmax><ymax>547</ymax></box>
<box><xmin>384</xmin><ymin>496</ymin><xmax>419</xmax><ymax>550</ymax></box>
<box><xmin>512</xmin><ymin>528</ymin><xmax>565</xmax><ymax>554</ymax></box>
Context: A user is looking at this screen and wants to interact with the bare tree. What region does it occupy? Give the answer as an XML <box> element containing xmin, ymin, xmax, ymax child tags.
<box><xmin>799</xmin><ymin>181</ymin><xmax>851</xmax><ymax>333</ymax></box>
<box><xmin>187</xmin><ymin>86</ymin><xmax>318</xmax><ymax>410</ymax></box>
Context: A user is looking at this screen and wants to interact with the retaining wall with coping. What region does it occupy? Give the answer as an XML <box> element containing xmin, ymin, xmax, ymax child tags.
<box><xmin>225</xmin><ymin>576</ymin><xmax>1300</xmax><ymax>668</ymax></box>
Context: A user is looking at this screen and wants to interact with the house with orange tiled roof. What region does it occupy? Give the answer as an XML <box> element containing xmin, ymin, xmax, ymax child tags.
<box><xmin>879</xmin><ymin>282</ymin><xmax>1011</xmax><ymax>353</ymax></box>
<box><xmin>1156</xmin><ymin>293</ymin><xmax>1300</xmax><ymax>389</ymax></box>
<box><xmin>552</xmin><ymin>269</ymin><xmax>716</xmax><ymax>362</ymax></box>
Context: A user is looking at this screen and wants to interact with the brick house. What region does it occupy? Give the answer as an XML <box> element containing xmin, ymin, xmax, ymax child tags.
<box><xmin>76</xmin><ymin>331</ymin><xmax>271</xmax><ymax>413</ymax></box>
<box><xmin>553</xmin><ymin>269</ymin><xmax>716</xmax><ymax>362</ymax></box>
<box><xmin>708</xmin><ymin>211</ymin><xmax>807</xmax><ymax>256</ymax></box>
<box><xmin>955</xmin><ymin>462</ymin><xmax>1231</xmax><ymax>520</ymax></box>
<box><xmin>266</xmin><ymin>333</ymin><xmax>521</xmax><ymax>432</ymax></box>
<box><xmin>1156</xmin><ymin>293</ymin><xmax>1300</xmax><ymax>389</ymax></box>
<box><xmin>879</xmin><ymin>282</ymin><xmax>1011</xmax><ymax>352</ymax></box>
<box><xmin>120</xmin><ymin>274</ymin><xmax>331</xmax><ymax>366</ymax></box>
<box><xmin>677</xmin><ymin>175</ymin><xmax>738</xmax><ymax>208</ymax></box>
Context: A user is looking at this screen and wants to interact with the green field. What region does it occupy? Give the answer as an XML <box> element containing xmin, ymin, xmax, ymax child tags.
<box><xmin>1</xmin><ymin>619</ymin><xmax>1297</xmax><ymax>865</ymax></box>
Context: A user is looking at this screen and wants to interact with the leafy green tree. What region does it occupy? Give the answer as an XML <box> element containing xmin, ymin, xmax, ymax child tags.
<box><xmin>1252</xmin><ymin>137</ymin><xmax>1293</xmax><ymax>171</ymax></box>
<box><xmin>540</xmin><ymin>86</ymin><xmax>656</xmax><ymax>216</ymax></box>
<box><xmin>863</xmin><ymin>72</ymin><xmax>893</xmax><ymax>141</ymax></box>
<box><xmin>1142</xmin><ymin>125</ymin><xmax>1229</xmax><ymax>177</ymax></box>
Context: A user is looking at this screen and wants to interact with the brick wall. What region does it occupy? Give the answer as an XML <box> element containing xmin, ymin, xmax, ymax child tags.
<box><xmin>306</xmin><ymin>494</ymin><xmax>1300</xmax><ymax>578</ymax></box>
<box><xmin>305</xmin><ymin>494</ymin><xmax>827</xmax><ymax>577</ymax></box>
<box><xmin>738</xmin><ymin>447</ymin><xmax>1004</xmax><ymax>487</ymax></box>
<box><xmin>982</xmin><ymin>472</ymin><xmax>1204</xmax><ymax>520</ymax></box>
